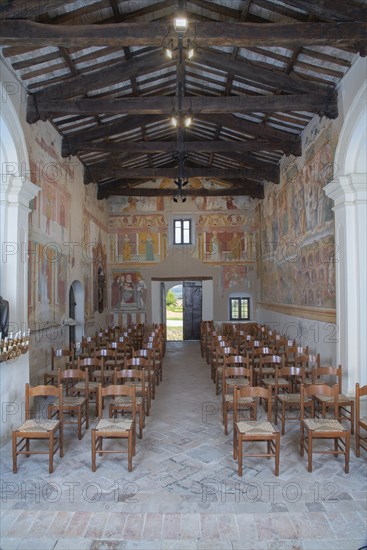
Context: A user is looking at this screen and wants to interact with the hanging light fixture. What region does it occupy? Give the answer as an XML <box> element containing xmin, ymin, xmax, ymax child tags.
<box><xmin>174</xmin><ymin>16</ymin><xmax>188</xmax><ymax>33</ymax></box>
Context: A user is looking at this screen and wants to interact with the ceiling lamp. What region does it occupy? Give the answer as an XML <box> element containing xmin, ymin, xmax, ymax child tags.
<box><xmin>174</xmin><ymin>17</ymin><xmax>188</xmax><ymax>33</ymax></box>
<box><xmin>171</xmin><ymin>115</ymin><xmax>178</xmax><ymax>127</ymax></box>
<box><xmin>184</xmin><ymin>115</ymin><xmax>192</xmax><ymax>128</ymax></box>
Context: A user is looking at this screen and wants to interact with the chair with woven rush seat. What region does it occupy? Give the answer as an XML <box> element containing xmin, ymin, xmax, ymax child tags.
<box><xmin>91</xmin><ymin>383</ymin><xmax>136</xmax><ymax>472</ymax></box>
<box><xmin>44</xmin><ymin>347</ymin><xmax>74</xmax><ymax>386</ymax></box>
<box><xmin>222</xmin><ymin>358</ymin><xmax>255</xmax><ymax>435</ymax></box>
<box><xmin>12</xmin><ymin>384</ymin><xmax>64</xmax><ymax>474</ymax></box>
<box><xmin>112</xmin><ymin>368</ymin><xmax>146</xmax><ymax>438</ymax></box>
<box><xmin>312</xmin><ymin>365</ymin><xmax>354</xmax><ymax>434</ymax></box>
<box><xmin>300</xmin><ymin>383</ymin><xmax>350</xmax><ymax>473</ymax></box>
<box><xmin>76</xmin><ymin>357</ymin><xmax>101</xmax><ymax>415</ymax></box>
<box><xmin>213</xmin><ymin>345</ymin><xmax>238</xmax><ymax>395</ymax></box>
<box><xmin>48</xmin><ymin>368</ymin><xmax>89</xmax><ymax>440</ymax></box>
<box><xmin>125</xmin><ymin>356</ymin><xmax>151</xmax><ymax>415</ymax></box>
<box><xmin>133</xmin><ymin>348</ymin><xmax>156</xmax><ymax>403</ymax></box>
<box><xmin>233</xmin><ymin>385</ymin><xmax>280</xmax><ymax>477</ymax></box>
<box><xmin>355</xmin><ymin>383</ymin><xmax>367</xmax><ymax>457</ymax></box>
<box><xmin>274</xmin><ymin>365</ymin><xmax>310</xmax><ymax>434</ymax></box>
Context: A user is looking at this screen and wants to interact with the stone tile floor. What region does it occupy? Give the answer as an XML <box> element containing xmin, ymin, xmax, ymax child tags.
<box><xmin>0</xmin><ymin>341</ymin><xmax>366</xmax><ymax>550</ymax></box>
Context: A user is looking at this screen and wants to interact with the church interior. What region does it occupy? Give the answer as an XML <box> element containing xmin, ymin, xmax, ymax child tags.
<box><xmin>0</xmin><ymin>1</ymin><xmax>366</xmax><ymax>548</ymax></box>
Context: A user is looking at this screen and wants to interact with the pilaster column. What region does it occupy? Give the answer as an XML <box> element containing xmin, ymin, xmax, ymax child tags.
<box><xmin>0</xmin><ymin>175</ymin><xmax>40</xmax><ymax>332</ymax></box>
<box><xmin>325</xmin><ymin>174</ymin><xmax>367</xmax><ymax>394</ymax></box>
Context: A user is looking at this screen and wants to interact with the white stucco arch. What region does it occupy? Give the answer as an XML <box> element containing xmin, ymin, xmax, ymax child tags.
<box><xmin>325</xmin><ymin>58</ymin><xmax>367</xmax><ymax>393</ymax></box>
<box><xmin>0</xmin><ymin>79</ymin><xmax>40</xmax><ymax>443</ymax></box>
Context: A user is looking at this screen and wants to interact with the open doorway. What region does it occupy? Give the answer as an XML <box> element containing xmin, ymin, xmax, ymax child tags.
<box><xmin>166</xmin><ymin>283</ymin><xmax>183</xmax><ymax>341</ymax></box>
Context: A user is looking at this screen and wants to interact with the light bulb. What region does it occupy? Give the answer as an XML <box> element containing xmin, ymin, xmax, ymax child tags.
<box><xmin>187</xmin><ymin>47</ymin><xmax>195</xmax><ymax>59</ymax></box>
<box><xmin>171</xmin><ymin>116</ymin><xmax>178</xmax><ymax>127</ymax></box>
<box><xmin>184</xmin><ymin>116</ymin><xmax>192</xmax><ymax>128</ymax></box>
<box><xmin>165</xmin><ymin>47</ymin><xmax>173</xmax><ymax>59</ymax></box>
<box><xmin>174</xmin><ymin>17</ymin><xmax>188</xmax><ymax>32</ymax></box>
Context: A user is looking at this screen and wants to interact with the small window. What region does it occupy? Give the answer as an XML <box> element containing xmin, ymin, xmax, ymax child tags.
<box><xmin>230</xmin><ymin>297</ymin><xmax>250</xmax><ymax>321</ymax></box>
<box><xmin>174</xmin><ymin>219</ymin><xmax>191</xmax><ymax>245</ymax></box>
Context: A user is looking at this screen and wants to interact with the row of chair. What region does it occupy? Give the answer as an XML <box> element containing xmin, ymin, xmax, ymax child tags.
<box><xmin>12</xmin><ymin>325</ymin><xmax>167</xmax><ymax>474</ymax></box>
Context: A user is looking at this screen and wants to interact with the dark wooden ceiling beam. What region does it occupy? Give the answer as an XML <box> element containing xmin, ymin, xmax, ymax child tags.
<box><xmin>27</xmin><ymin>49</ymin><xmax>165</xmax><ymax>102</ymax></box>
<box><xmin>85</xmin><ymin>164</ymin><xmax>279</xmax><ymax>185</ymax></box>
<box><xmin>279</xmin><ymin>0</ymin><xmax>367</xmax><ymax>22</ymax></box>
<box><xmin>62</xmin><ymin>139</ymin><xmax>280</xmax><ymax>156</ymax></box>
<box><xmin>192</xmin><ymin>49</ymin><xmax>329</xmax><ymax>94</ymax></box>
<box><xmin>97</xmin><ymin>181</ymin><xmax>264</xmax><ymax>199</ymax></box>
<box><xmin>27</xmin><ymin>91</ymin><xmax>338</xmax><ymax>123</ymax></box>
<box><xmin>1</xmin><ymin>21</ymin><xmax>366</xmax><ymax>52</ymax></box>
<box><xmin>0</xmin><ymin>1</ymin><xmax>75</xmax><ymax>19</ymax></box>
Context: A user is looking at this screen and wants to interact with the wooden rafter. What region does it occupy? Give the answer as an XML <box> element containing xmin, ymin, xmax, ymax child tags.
<box><xmin>1</xmin><ymin>21</ymin><xmax>366</xmax><ymax>52</ymax></box>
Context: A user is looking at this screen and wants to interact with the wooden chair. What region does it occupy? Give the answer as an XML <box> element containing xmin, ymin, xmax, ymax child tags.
<box><xmin>144</xmin><ymin>340</ymin><xmax>163</xmax><ymax>386</ymax></box>
<box><xmin>300</xmin><ymin>383</ymin><xmax>350</xmax><ymax>473</ymax></box>
<box><xmin>12</xmin><ymin>384</ymin><xmax>64</xmax><ymax>474</ymax></box>
<box><xmin>76</xmin><ymin>357</ymin><xmax>101</xmax><ymax>414</ymax></box>
<box><xmin>274</xmin><ymin>365</ymin><xmax>311</xmax><ymax>434</ymax></box>
<box><xmin>48</xmin><ymin>368</ymin><xmax>89</xmax><ymax>440</ymax></box>
<box><xmin>233</xmin><ymin>385</ymin><xmax>280</xmax><ymax>476</ymax></box>
<box><xmin>125</xmin><ymin>357</ymin><xmax>151</xmax><ymax>415</ymax></box>
<box><xmin>213</xmin><ymin>345</ymin><xmax>238</xmax><ymax>395</ymax></box>
<box><xmin>222</xmin><ymin>360</ymin><xmax>255</xmax><ymax>435</ymax></box>
<box><xmin>312</xmin><ymin>366</ymin><xmax>354</xmax><ymax>434</ymax></box>
<box><xmin>44</xmin><ymin>347</ymin><xmax>74</xmax><ymax>386</ymax></box>
<box><xmin>91</xmin><ymin>384</ymin><xmax>136</xmax><ymax>472</ymax></box>
<box><xmin>133</xmin><ymin>348</ymin><xmax>156</xmax><ymax>402</ymax></box>
<box><xmin>255</xmin><ymin>354</ymin><xmax>283</xmax><ymax>387</ymax></box>
<box><xmin>355</xmin><ymin>383</ymin><xmax>367</xmax><ymax>457</ymax></box>
<box><xmin>112</xmin><ymin>368</ymin><xmax>145</xmax><ymax>438</ymax></box>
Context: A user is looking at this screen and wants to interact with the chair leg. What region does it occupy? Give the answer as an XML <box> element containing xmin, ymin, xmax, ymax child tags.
<box><xmin>233</xmin><ymin>425</ymin><xmax>238</xmax><ymax>460</ymax></box>
<box><xmin>275</xmin><ymin>433</ymin><xmax>280</xmax><ymax>476</ymax></box>
<box><xmin>345</xmin><ymin>431</ymin><xmax>350</xmax><ymax>474</ymax></box>
<box><xmin>237</xmin><ymin>434</ymin><xmax>243</xmax><ymax>476</ymax></box>
<box><xmin>307</xmin><ymin>432</ymin><xmax>313</xmax><ymax>472</ymax></box>
<box><xmin>49</xmin><ymin>433</ymin><xmax>54</xmax><ymax>474</ymax></box>
<box><xmin>12</xmin><ymin>432</ymin><xmax>17</xmax><ymax>474</ymax></box>
<box><xmin>91</xmin><ymin>430</ymin><xmax>97</xmax><ymax>472</ymax></box>
<box><xmin>128</xmin><ymin>432</ymin><xmax>133</xmax><ymax>471</ymax></box>
<box><xmin>224</xmin><ymin>405</ymin><xmax>228</xmax><ymax>436</ymax></box>
<box><xmin>300</xmin><ymin>423</ymin><xmax>305</xmax><ymax>457</ymax></box>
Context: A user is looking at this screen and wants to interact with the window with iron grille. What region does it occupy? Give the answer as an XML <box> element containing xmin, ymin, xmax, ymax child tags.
<box><xmin>174</xmin><ymin>219</ymin><xmax>191</xmax><ymax>245</ymax></box>
<box><xmin>229</xmin><ymin>297</ymin><xmax>250</xmax><ymax>321</ymax></box>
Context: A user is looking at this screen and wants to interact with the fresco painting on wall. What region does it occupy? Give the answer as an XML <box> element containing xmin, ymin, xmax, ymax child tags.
<box><xmin>261</xmin><ymin>128</ymin><xmax>336</xmax><ymax>309</ymax></box>
<box><xmin>108</xmin><ymin>215</ymin><xmax>167</xmax><ymax>264</ymax></box>
<box><xmin>196</xmin><ymin>213</ymin><xmax>257</xmax><ymax>265</ymax></box>
<box><xmin>222</xmin><ymin>265</ymin><xmax>255</xmax><ymax>289</ymax></box>
<box><xmin>110</xmin><ymin>271</ymin><xmax>147</xmax><ymax>312</ymax></box>
<box><xmin>28</xmin><ymin>241</ymin><xmax>69</xmax><ymax>326</ymax></box>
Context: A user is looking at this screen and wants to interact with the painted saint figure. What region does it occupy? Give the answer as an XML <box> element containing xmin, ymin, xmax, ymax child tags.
<box><xmin>145</xmin><ymin>233</ymin><xmax>155</xmax><ymax>261</ymax></box>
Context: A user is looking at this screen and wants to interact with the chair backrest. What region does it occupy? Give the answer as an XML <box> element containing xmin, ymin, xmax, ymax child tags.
<box><xmin>114</xmin><ymin>368</ymin><xmax>145</xmax><ymax>386</ymax></box>
<box><xmin>259</xmin><ymin>354</ymin><xmax>283</xmax><ymax>366</ymax></box>
<box><xmin>58</xmin><ymin>366</ymin><xmax>89</xmax><ymax>384</ymax></box>
<box><xmin>356</xmin><ymin>383</ymin><xmax>367</xmax><ymax>421</ymax></box>
<box><xmin>51</xmin><ymin>347</ymin><xmax>74</xmax><ymax>370</ymax></box>
<box><xmin>224</xmin><ymin>355</ymin><xmax>251</xmax><ymax>368</ymax></box>
<box><xmin>125</xmin><ymin>357</ymin><xmax>149</xmax><ymax>369</ymax></box>
<box><xmin>233</xmin><ymin>384</ymin><xmax>272</xmax><ymax>421</ymax></box>
<box><xmin>311</xmin><ymin>365</ymin><xmax>342</xmax><ymax>390</ymax></box>
<box><xmin>25</xmin><ymin>383</ymin><xmax>63</xmax><ymax>421</ymax></box>
<box><xmin>98</xmin><ymin>383</ymin><xmax>136</xmax><ymax>418</ymax></box>
<box><xmin>275</xmin><ymin>365</ymin><xmax>302</xmax><ymax>391</ymax></box>
<box><xmin>300</xmin><ymin>383</ymin><xmax>339</xmax><ymax>419</ymax></box>
<box><xmin>223</xmin><ymin>365</ymin><xmax>253</xmax><ymax>387</ymax></box>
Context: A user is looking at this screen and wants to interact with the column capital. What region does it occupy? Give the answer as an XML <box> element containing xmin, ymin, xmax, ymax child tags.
<box><xmin>324</xmin><ymin>173</ymin><xmax>367</xmax><ymax>207</ymax></box>
<box><xmin>0</xmin><ymin>176</ymin><xmax>40</xmax><ymax>210</ymax></box>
